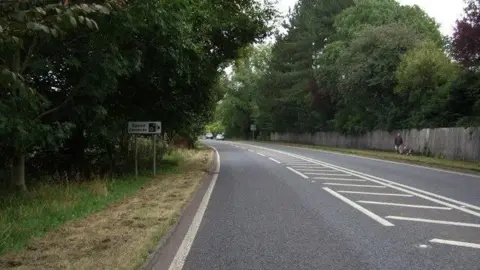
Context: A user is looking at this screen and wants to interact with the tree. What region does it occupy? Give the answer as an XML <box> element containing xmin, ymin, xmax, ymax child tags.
<box><xmin>0</xmin><ymin>0</ymin><xmax>276</xmax><ymax>190</ymax></box>
<box><xmin>395</xmin><ymin>40</ymin><xmax>462</xmax><ymax>128</ymax></box>
<box><xmin>452</xmin><ymin>0</ymin><xmax>480</xmax><ymax>69</ymax></box>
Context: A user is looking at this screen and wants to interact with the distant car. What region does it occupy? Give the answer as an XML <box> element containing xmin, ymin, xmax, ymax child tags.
<box><xmin>205</xmin><ymin>133</ymin><xmax>213</xmax><ymax>139</ymax></box>
<box><xmin>215</xmin><ymin>134</ymin><xmax>224</xmax><ymax>140</ymax></box>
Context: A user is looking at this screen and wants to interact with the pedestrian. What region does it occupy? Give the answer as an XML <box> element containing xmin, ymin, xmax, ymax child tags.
<box><xmin>394</xmin><ymin>133</ymin><xmax>403</xmax><ymax>154</ymax></box>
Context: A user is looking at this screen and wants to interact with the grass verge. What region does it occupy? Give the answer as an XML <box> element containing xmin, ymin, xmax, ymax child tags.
<box><xmin>0</xmin><ymin>146</ymin><xmax>213</xmax><ymax>269</ymax></box>
<box><xmin>261</xmin><ymin>141</ymin><xmax>480</xmax><ymax>174</ymax></box>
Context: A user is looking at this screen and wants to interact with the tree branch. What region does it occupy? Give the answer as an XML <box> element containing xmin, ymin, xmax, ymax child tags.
<box><xmin>21</xmin><ymin>35</ymin><xmax>38</xmax><ymax>74</ymax></box>
<box><xmin>36</xmin><ymin>84</ymin><xmax>80</xmax><ymax>119</ymax></box>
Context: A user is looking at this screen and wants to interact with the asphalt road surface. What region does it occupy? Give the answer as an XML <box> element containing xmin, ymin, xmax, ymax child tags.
<box><xmin>168</xmin><ymin>140</ymin><xmax>480</xmax><ymax>270</ymax></box>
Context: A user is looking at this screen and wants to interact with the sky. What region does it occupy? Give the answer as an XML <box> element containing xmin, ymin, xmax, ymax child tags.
<box><xmin>275</xmin><ymin>0</ymin><xmax>466</xmax><ymax>36</ymax></box>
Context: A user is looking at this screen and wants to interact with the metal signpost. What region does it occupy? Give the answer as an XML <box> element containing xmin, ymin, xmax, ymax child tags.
<box><xmin>250</xmin><ymin>124</ymin><xmax>256</xmax><ymax>140</ymax></box>
<box><xmin>128</xmin><ymin>121</ymin><xmax>162</xmax><ymax>178</ymax></box>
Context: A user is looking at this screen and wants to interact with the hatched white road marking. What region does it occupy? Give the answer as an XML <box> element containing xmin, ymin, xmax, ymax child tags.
<box><xmin>323</xmin><ymin>187</ymin><xmax>394</xmax><ymax>226</ymax></box>
<box><xmin>338</xmin><ymin>191</ymin><xmax>413</xmax><ymax>197</ymax></box>
<box><xmin>301</xmin><ymin>173</ymin><xmax>351</xmax><ymax>177</ymax></box>
<box><xmin>304</xmin><ymin>171</ymin><xmax>337</xmax><ymax>174</ymax></box>
<box><xmin>286</xmin><ymin>167</ymin><xmax>309</xmax><ymax>179</ymax></box>
<box><xmin>233</xmin><ymin>143</ymin><xmax>480</xmax><ymax>218</ymax></box>
<box><xmin>429</xmin><ymin>239</ymin><xmax>480</xmax><ymax>249</ymax></box>
<box><xmin>357</xmin><ymin>201</ymin><xmax>452</xmax><ymax>210</ymax></box>
<box><xmin>313</xmin><ymin>177</ymin><xmax>366</xmax><ymax>182</ymax></box>
<box><xmin>386</xmin><ymin>216</ymin><xmax>480</xmax><ymax>228</ymax></box>
<box><xmin>257</xmin><ymin>153</ymin><xmax>266</xmax><ymax>156</ymax></box>
<box><xmin>324</xmin><ymin>183</ymin><xmax>386</xmax><ymax>188</ymax></box>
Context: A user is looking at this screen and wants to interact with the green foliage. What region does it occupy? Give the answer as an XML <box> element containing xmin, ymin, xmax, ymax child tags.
<box><xmin>211</xmin><ymin>0</ymin><xmax>480</xmax><ymax>139</ymax></box>
<box><xmin>0</xmin><ymin>0</ymin><xmax>276</xmax><ymax>189</ymax></box>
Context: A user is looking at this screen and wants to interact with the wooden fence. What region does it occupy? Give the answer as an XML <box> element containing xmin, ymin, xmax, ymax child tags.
<box><xmin>270</xmin><ymin>127</ymin><xmax>480</xmax><ymax>161</ymax></box>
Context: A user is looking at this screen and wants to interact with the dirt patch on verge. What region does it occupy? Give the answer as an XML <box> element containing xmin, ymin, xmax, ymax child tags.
<box><xmin>0</xmin><ymin>148</ymin><xmax>213</xmax><ymax>270</ymax></box>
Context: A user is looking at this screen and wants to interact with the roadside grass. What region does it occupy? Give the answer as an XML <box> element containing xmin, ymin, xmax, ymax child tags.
<box><xmin>0</xmin><ymin>146</ymin><xmax>213</xmax><ymax>269</ymax></box>
<box><xmin>260</xmin><ymin>141</ymin><xmax>480</xmax><ymax>174</ymax></box>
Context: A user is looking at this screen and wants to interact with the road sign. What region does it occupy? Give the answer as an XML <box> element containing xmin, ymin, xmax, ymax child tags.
<box><xmin>250</xmin><ymin>124</ymin><xmax>256</xmax><ymax>131</ymax></box>
<box><xmin>128</xmin><ymin>121</ymin><xmax>162</xmax><ymax>134</ymax></box>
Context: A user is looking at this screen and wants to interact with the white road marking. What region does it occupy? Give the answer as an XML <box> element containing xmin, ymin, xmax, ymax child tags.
<box><xmin>269</xmin><ymin>157</ymin><xmax>281</xmax><ymax>164</ymax></box>
<box><xmin>338</xmin><ymin>191</ymin><xmax>413</xmax><ymax>197</ymax></box>
<box><xmin>303</xmin><ymin>171</ymin><xmax>337</xmax><ymax>174</ymax></box>
<box><xmin>286</xmin><ymin>167</ymin><xmax>309</xmax><ymax>179</ymax></box>
<box><xmin>386</xmin><ymin>216</ymin><xmax>480</xmax><ymax>228</ymax></box>
<box><xmin>233</xmin><ymin>142</ymin><xmax>480</xmax><ymax>218</ymax></box>
<box><xmin>257</xmin><ymin>153</ymin><xmax>266</xmax><ymax>156</ymax></box>
<box><xmin>313</xmin><ymin>177</ymin><xmax>366</xmax><ymax>182</ymax></box>
<box><xmin>275</xmin><ymin>143</ymin><xmax>480</xmax><ymax>179</ymax></box>
<box><xmin>296</xmin><ymin>169</ymin><xmax>347</xmax><ymax>172</ymax></box>
<box><xmin>429</xmin><ymin>239</ymin><xmax>480</xmax><ymax>249</ymax></box>
<box><xmin>290</xmin><ymin>165</ymin><xmax>326</xmax><ymax>168</ymax></box>
<box><xmin>168</xmin><ymin>147</ymin><xmax>221</xmax><ymax>270</ymax></box>
<box><xmin>248</xmin><ymin>149</ymin><xmax>254</xmax><ymax>152</ymax></box>
<box><xmin>357</xmin><ymin>201</ymin><xmax>452</xmax><ymax>210</ymax></box>
<box><xmin>324</xmin><ymin>183</ymin><xmax>387</xmax><ymax>188</ymax></box>
<box><xmin>323</xmin><ymin>187</ymin><xmax>394</xmax><ymax>226</ymax></box>
<box><xmin>302</xmin><ymin>173</ymin><xmax>351</xmax><ymax>176</ymax></box>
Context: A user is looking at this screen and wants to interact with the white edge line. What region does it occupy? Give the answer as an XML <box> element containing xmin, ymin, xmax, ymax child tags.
<box><xmin>233</xmin><ymin>142</ymin><xmax>480</xmax><ymax>216</ymax></box>
<box><xmin>286</xmin><ymin>167</ymin><xmax>309</xmax><ymax>179</ymax></box>
<box><xmin>357</xmin><ymin>201</ymin><xmax>452</xmax><ymax>210</ymax></box>
<box><xmin>168</xmin><ymin>147</ymin><xmax>220</xmax><ymax>270</ymax></box>
<box><xmin>337</xmin><ymin>191</ymin><xmax>413</xmax><ymax>197</ymax></box>
<box><xmin>385</xmin><ymin>216</ymin><xmax>480</xmax><ymax>228</ymax></box>
<box><xmin>269</xmin><ymin>157</ymin><xmax>281</xmax><ymax>164</ymax></box>
<box><xmin>429</xmin><ymin>239</ymin><xmax>480</xmax><ymax>249</ymax></box>
<box><xmin>257</xmin><ymin>153</ymin><xmax>266</xmax><ymax>156</ymax></box>
<box><xmin>323</xmin><ymin>187</ymin><xmax>394</xmax><ymax>226</ymax></box>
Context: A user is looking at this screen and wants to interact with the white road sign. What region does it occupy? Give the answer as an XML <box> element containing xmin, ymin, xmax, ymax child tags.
<box><xmin>128</xmin><ymin>121</ymin><xmax>162</xmax><ymax>134</ymax></box>
<box><xmin>250</xmin><ymin>124</ymin><xmax>256</xmax><ymax>131</ymax></box>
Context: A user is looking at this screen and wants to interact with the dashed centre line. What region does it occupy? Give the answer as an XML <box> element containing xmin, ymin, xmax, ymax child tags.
<box><xmin>286</xmin><ymin>167</ymin><xmax>309</xmax><ymax>179</ymax></box>
<box><xmin>269</xmin><ymin>157</ymin><xmax>281</xmax><ymax>164</ymax></box>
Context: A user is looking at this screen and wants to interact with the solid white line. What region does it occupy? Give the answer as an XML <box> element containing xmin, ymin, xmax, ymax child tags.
<box><xmin>358</xmin><ymin>201</ymin><xmax>452</xmax><ymax>210</ymax></box>
<box><xmin>429</xmin><ymin>239</ymin><xmax>480</xmax><ymax>249</ymax></box>
<box><xmin>233</xmin><ymin>142</ymin><xmax>480</xmax><ymax>217</ymax></box>
<box><xmin>257</xmin><ymin>153</ymin><xmax>266</xmax><ymax>156</ymax></box>
<box><xmin>290</xmin><ymin>165</ymin><xmax>326</xmax><ymax>168</ymax></box>
<box><xmin>323</xmin><ymin>187</ymin><xmax>394</xmax><ymax>226</ymax></box>
<box><xmin>286</xmin><ymin>167</ymin><xmax>309</xmax><ymax>179</ymax></box>
<box><xmin>304</xmin><ymin>171</ymin><xmax>340</xmax><ymax>174</ymax></box>
<box><xmin>168</xmin><ymin>148</ymin><xmax>221</xmax><ymax>270</ymax></box>
<box><xmin>314</xmin><ymin>178</ymin><xmax>365</xmax><ymax>182</ymax></box>
<box><xmin>248</xmin><ymin>149</ymin><xmax>254</xmax><ymax>152</ymax></box>
<box><xmin>324</xmin><ymin>183</ymin><xmax>386</xmax><ymax>188</ymax></box>
<box><xmin>385</xmin><ymin>216</ymin><xmax>480</xmax><ymax>228</ymax></box>
<box><xmin>303</xmin><ymin>173</ymin><xmax>351</xmax><ymax>176</ymax></box>
<box><xmin>338</xmin><ymin>191</ymin><xmax>413</xmax><ymax>197</ymax></box>
<box><xmin>269</xmin><ymin>157</ymin><xmax>281</xmax><ymax>164</ymax></box>
<box><xmin>296</xmin><ymin>169</ymin><xmax>346</xmax><ymax>172</ymax></box>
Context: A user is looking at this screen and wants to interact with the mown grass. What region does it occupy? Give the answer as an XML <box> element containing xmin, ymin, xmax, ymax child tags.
<box><xmin>0</xmin><ymin>147</ymin><xmax>213</xmax><ymax>269</ymax></box>
<box><xmin>0</xmin><ymin>151</ymin><xmax>183</xmax><ymax>256</ymax></box>
<box><xmin>262</xmin><ymin>141</ymin><xmax>480</xmax><ymax>173</ymax></box>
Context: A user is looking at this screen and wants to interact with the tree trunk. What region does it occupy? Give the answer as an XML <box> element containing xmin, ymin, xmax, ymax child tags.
<box><xmin>11</xmin><ymin>152</ymin><xmax>26</xmax><ymax>191</ymax></box>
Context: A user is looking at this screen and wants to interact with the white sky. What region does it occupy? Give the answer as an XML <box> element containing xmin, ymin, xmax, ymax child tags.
<box><xmin>274</xmin><ymin>0</ymin><xmax>466</xmax><ymax>36</ymax></box>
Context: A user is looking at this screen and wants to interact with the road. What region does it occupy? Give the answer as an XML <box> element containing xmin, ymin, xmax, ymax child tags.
<box><xmin>167</xmin><ymin>140</ymin><xmax>480</xmax><ymax>270</ymax></box>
